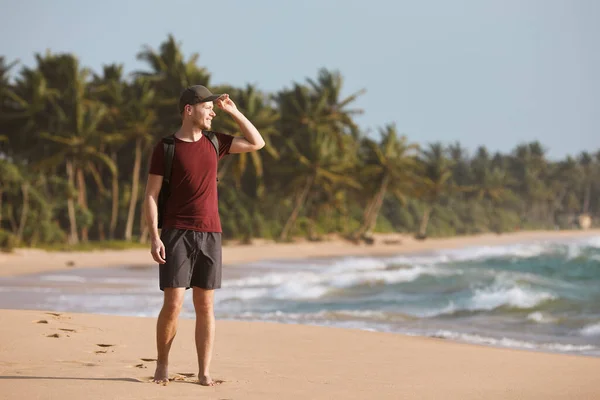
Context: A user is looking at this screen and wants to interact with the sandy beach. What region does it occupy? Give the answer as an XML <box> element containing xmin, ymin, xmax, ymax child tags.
<box><xmin>1</xmin><ymin>229</ymin><xmax>600</xmax><ymax>399</ymax></box>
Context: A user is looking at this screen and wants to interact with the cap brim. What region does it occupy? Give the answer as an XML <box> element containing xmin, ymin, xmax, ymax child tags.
<box><xmin>199</xmin><ymin>94</ymin><xmax>223</xmax><ymax>103</ymax></box>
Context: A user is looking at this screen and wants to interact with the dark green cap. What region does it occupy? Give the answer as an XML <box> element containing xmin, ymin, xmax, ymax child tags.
<box><xmin>178</xmin><ymin>85</ymin><xmax>223</xmax><ymax>113</ymax></box>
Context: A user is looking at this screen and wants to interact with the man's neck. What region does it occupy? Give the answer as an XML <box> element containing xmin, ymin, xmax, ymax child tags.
<box><xmin>175</xmin><ymin>123</ymin><xmax>204</xmax><ymax>142</ymax></box>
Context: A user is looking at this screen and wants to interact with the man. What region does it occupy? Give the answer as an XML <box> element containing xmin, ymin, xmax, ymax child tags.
<box><xmin>144</xmin><ymin>85</ymin><xmax>265</xmax><ymax>386</ymax></box>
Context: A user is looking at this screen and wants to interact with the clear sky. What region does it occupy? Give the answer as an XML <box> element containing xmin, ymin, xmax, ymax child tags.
<box><xmin>1</xmin><ymin>0</ymin><xmax>598</xmax><ymax>160</ymax></box>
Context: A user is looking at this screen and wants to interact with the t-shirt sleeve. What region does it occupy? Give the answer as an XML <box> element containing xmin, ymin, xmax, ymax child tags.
<box><xmin>148</xmin><ymin>141</ymin><xmax>165</xmax><ymax>176</ymax></box>
<box><xmin>216</xmin><ymin>132</ymin><xmax>234</xmax><ymax>160</ymax></box>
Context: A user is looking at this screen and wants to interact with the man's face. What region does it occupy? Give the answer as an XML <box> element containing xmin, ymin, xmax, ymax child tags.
<box><xmin>187</xmin><ymin>101</ymin><xmax>216</xmax><ymax>129</ymax></box>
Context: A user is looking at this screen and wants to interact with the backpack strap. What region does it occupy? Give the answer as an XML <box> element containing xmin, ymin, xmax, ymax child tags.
<box><xmin>162</xmin><ymin>135</ymin><xmax>175</xmax><ymax>184</ymax></box>
<box><xmin>202</xmin><ymin>130</ymin><xmax>220</xmax><ymax>156</ymax></box>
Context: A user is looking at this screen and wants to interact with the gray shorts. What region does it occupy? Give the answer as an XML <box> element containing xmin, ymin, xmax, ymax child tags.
<box><xmin>159</xmin><ymin>229</ymin><xmax>222</xmax><ymax>291</ymax></box>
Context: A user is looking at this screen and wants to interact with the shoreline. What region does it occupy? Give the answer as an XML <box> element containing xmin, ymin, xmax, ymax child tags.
<box><xmin>1</xmin><ymin>229</ymin><xmax>599</xmax><ymax>278</ymax></box>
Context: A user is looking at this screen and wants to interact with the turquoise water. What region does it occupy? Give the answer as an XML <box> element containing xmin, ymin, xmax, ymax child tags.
<box><xmin>1</xmin><ymin>235</ymin><xmax>599</xmax><ymax>356</ymax></box>
<box><xmin>217</xmin><ymin>236</ymin><xmax>600</xmax><ymax>355</ymax></box>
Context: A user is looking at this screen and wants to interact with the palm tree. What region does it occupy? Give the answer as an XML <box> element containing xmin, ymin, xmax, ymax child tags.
<box><xmin>213</xmin><ymin>84</ymin><xmax>279</xmax><ymax>197</ymax></box>
<box><xmin>0</xmin><ymin>57</ymin><xmax>19</xmax><ymax>108</ymax></box>
<box><xmin>508</xmin><ymin>142</ymin><xmax>551</xmax><ymax>223</ymax></box>
<box><xmin>278</xmin><ymin>128</ymin><xmax>360</xmax><ymax>241</ymax></box>
<box><xmin>448</xmin><ymin>142</ymin><xmax>471</xmax><ymax>188</ymax></box>
<box><xmin>37</xmin><ymin>100</ymin><xmax>117</xmax><ymax>243</ymax></box>
<box><xmin>136</xmin><ymin>34</ymin><xmax>211</xmax><ymax>131</ymax></box>
<box><xmin>355</xmin><ymin>124</ymin><xmax>418</xmax><ymax>238</ymax></box>
<box><xmin>0</xmin><ymin>158</ymin><xmax>22</xmax><ymax>231</ymax></box>
<box><xmin>121</xmin><ymin>79</ymin><xmax>157</xmax><ymax>241</ymax></box>
<box><xmin>91</xmin><ymin>64</ymin><xmax>127</xmax><ymax>240</ymax></box>
<box><xmin>2</xmin><ymin>68</ymin><xmax>61</xmax><ymax>159</ymax></box>
<box><xmin>413</xmin><ymin>143</ymin><xmax>454</xmax><ymax>238</ymax></box>
<box><xmin>307</xmin><ymin>68</ymin><xmax>365</xmax><ymax>140</ymax></box>
<box><xmin>578</xmin><ymin>152</ymin><xmax>593</xmax><ymax>215</ymax></box>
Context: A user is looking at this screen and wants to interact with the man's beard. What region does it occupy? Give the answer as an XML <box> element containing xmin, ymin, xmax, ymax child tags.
<box><xmin>193</xmin><ymin>118</ymin><xmax>210</xmax><ymax>130</ymax></box>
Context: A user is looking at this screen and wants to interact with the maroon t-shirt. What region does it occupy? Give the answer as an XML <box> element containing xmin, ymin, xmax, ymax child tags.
<box><xmin>149</xmin><ymin>132</ymin><xmax>234</xmax><ymax>232</ymax></box>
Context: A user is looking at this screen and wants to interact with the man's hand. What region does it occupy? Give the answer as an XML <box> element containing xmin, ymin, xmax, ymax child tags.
<box><xmin>215</xmin><ymin>94</ymin><xmax>238</xmax><ymax>114</ymax></box>
<box><xmin>151</xmin><ymin>238</ymin><xmax>166</xmax><ymax>264</ymax></box>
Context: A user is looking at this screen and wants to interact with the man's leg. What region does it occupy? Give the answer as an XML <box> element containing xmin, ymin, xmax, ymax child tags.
<box><xmin>192</xmin><ymin>287</ymin><xmax>215</xmax><ymax>386</ymax></box>
<box><xmin>153</xmin><ymin>287</ymin><xmax>185</xmax><ymax>383</ymax></box>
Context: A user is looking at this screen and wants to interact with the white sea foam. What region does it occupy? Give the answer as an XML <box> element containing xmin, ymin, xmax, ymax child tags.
<box><xmin>40</xmin><ymin>275</ymin><xmax>87</xmax><ymax>283</ymax></box>
<box><xmin>580</xmin><ymin>322</ymin><xmax>600</xmax><ymax>337</ymax></box>
<box><xmin>527</xmin><ymin>312</ymin><xmax>557</xmax><ymax>324</ymax></box>
<box><xmin>469</xmin><ymin>285</ymin><xmax>555</xmax><ymax>310</ymax></box>
<box><xmin>580</xmin><ymin>236</ymin><xmax>600</xmax><ymax>249</ymax></box>
<box><xmin>416</xmin><ymin>301</ymin><xmax>458</xmax><ymax>318</ymax></box>
<box><xmin>0</xmin><ymin>287</ymin><xmax>63</xmax><ymax>293</ymax></box>
<box><xmin>432</xmin><ymin>330</ymin><xmax>595</xmax><ymax>353</ymax></box>
<box><xmin>220</xmin><ymin>263</ymin><xmax>445</xmax><ymax>302</ymax></box>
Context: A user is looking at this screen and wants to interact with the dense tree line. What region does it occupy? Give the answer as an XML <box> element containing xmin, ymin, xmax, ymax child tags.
<box><xmin>1</xmin><ymin>35</ymin><xmax>598</xmax><ymax>249</ymax></box>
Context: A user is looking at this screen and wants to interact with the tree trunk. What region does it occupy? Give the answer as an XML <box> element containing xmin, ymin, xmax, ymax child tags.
<box><xmin>582</xmin><ymin>183</ymin><xmax>591</xmax><ymax>214</ymax></box>
<box><xmin>418</xmin><ymin>206</ymin><xmax>432</xmax><ymax>238</ymax></box>
<box><xmin>279</xmin><ymin>173</ymin><xmax>315</xmax><ymax>241</ymax></box>
<box><xmin>125</xmin><ymin>138</ymin><xmax>142</xmax><ymax>241</ymax></box>
<box><xmin>357</xmin><ymin>197</ymin><xmax>377</xmax><ymax>235</ymax></box>
<box><xmin>77</xmin><ymin>168</ymin><xmax>89</xmax><ymax>242</ymax></box>
<box><xmin>16</xmin><ymin>183</ymin><xmax>30</xmax><ymax>243</ymax></box>
<box><xmin>357</xmin><ymin>174</ymin><xmax>390</xmax><ymax>237</ymax></box>
<box><xmin>139</xmin><ymin>205</ymin><xmax>148</xmax><ymax>244</ymax></box>
<box><xmin>98</xmin><ymin>221</ymin><xmax>106</xmax><ymax>241</ymax></box>
<box><xmin>66</xmin><ymin>161</ymin><xmax>79</xmax><ymax>245</ymax></box>
<box><xmin>0</xmin><ymin>188</ymin><xmax>3</xmax><ymax>228</ymax></box>
<box><xmin>109</xmin><ymin>151</ymin><xmax>119</xmax><ymax>240</ymax></box>
<box><xmin>7</xmin><ymin>204</ymin><xmax>17</xmax><ymax>233</ymax></box>
<box><xmin>365</xmin><ymin>178</ymin><xmax>389</xmax><ymax>233</ymax></box>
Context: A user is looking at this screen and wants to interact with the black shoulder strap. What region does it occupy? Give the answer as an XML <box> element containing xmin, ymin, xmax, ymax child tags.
<box><xmin>162</xmin><ymin>135</ymin><xmax>175</xmax><ymax>184</ymax></box>
<box><xmin>202</xmin><ymin>131</ymin><xmax>220</xmax><ymax>156</ymax></box>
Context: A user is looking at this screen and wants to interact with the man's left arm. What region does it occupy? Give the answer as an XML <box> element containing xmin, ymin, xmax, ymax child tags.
<box><xmin>217</xmin><ymin>94</ymin><xmax>265</xmax><ymax>154</ymax></box>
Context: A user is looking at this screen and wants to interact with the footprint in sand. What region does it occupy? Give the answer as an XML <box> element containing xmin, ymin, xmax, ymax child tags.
<box><xmin>59</xmin><ymin>328</ymin><xmax>77</xmax><ymax>333</ymax></box>
<box><xmin>95</xmin><ymin>350</ymin><xmax>108</xmax><ymax>354</ymax></box>
<box><xmin>47</xmin><ymin>333</ymin><xmax>60</xmax><ymax>338</ymax></box>
<box><xmin>140</xmin><ymin>358</ymin><xmax>157</xmax><ymax>362</ymax></box>
<box><xmin>135</xmin><ymin>364</ymin><xmax>147</xmax><ymax>369</ymax></box>
<box><xmin>35</xmin><ymin>320</ymin><xmax>49</xmax><ymax>324</ymax></box>
<box><xmin>173</xmin><ymin>374</ymin><xmax>225</xmax><ymax>385</ymax></box>
<box><xmin>96</xmin><ymin>344</ymin><xmax>115</xmax><ymax>348</ymax></box>
<box><xmin>46</xmin><ymin>312</ymin><xmax>62</xmax><ymax>317</ymax></box>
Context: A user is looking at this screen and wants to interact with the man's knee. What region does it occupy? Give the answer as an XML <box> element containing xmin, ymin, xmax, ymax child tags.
<box><xmin>162</xmin><ymin>288</ymin><xmax>185</xmax><ymax>315</ymax></box>
<box><xmin>193</xmin><ymin>288</ymin><xmax>214</xmax><ymax>314</ymax></box>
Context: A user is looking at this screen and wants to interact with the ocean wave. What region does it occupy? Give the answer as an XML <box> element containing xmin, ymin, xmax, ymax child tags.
<box><xmin>580</xmin><ymin>322</ymin><xmax>600</xmax><ymax>337</ymax></box>
<box><xmin>40</xmin><ymin>275</ymin><xmax>87</xmax><ymax>283</ymax></box>
<box><xmin>414</xmin><ymin>301</ymin><xmax>458</xmax><ymax>318</ymax></box>
<box><xmin>220</xmin><ymin>309</ymin><xmax>597</xmax><ymax>354</ymax></box>
<box><xmin>580</xmin><ymin>236</ymin><xmax>600</xmax><ymax>249</ymax></box>
<box><xmin>218</xmin><ymin>309</ymin><xmax>412</xmax><ymax>324</ymax></box>
<box><xmin>527</xmin><ymin>312</ymin><xmax>558</xmax><ymax>324</ymax></box>
<box><xmin>221</xmin><ymin>264</ymin><xmax>446</xmax><ymax>301</ymax></box>
<box><xmin>470</xmin><ymin>284</ymin><xmax>555</xmax><ymax>310</ymax></box>
<box><xmin>431</xmin><ymin>330</ymin><xmax>595</xmax><ymax>353</ymax></box>
<box><xmin>385</xmin><ymin>237</ymin><xmax>600</xmax><ymax>266</ymax></box>
<box><xmin>415</xmin><ymin>283</ymin><xmax>557</xmax><ymax>318</ymax></box>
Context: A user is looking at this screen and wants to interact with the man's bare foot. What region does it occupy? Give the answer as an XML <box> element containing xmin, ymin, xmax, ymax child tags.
<box><xmin>198</xmin><ymin>374</ymin><xmax>214</xmax><ymax>386</ymax></box>
<box><xmin>153</xmin><ymin>364</ymin><xmax>169</xmax><ymax>383</ymax></box>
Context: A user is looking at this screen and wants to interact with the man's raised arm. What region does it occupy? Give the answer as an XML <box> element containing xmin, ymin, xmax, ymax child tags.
<box><xmin>216</xmin><ymin>94</ymin><xmax>265</xmax><ymax>153</ymax></box>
